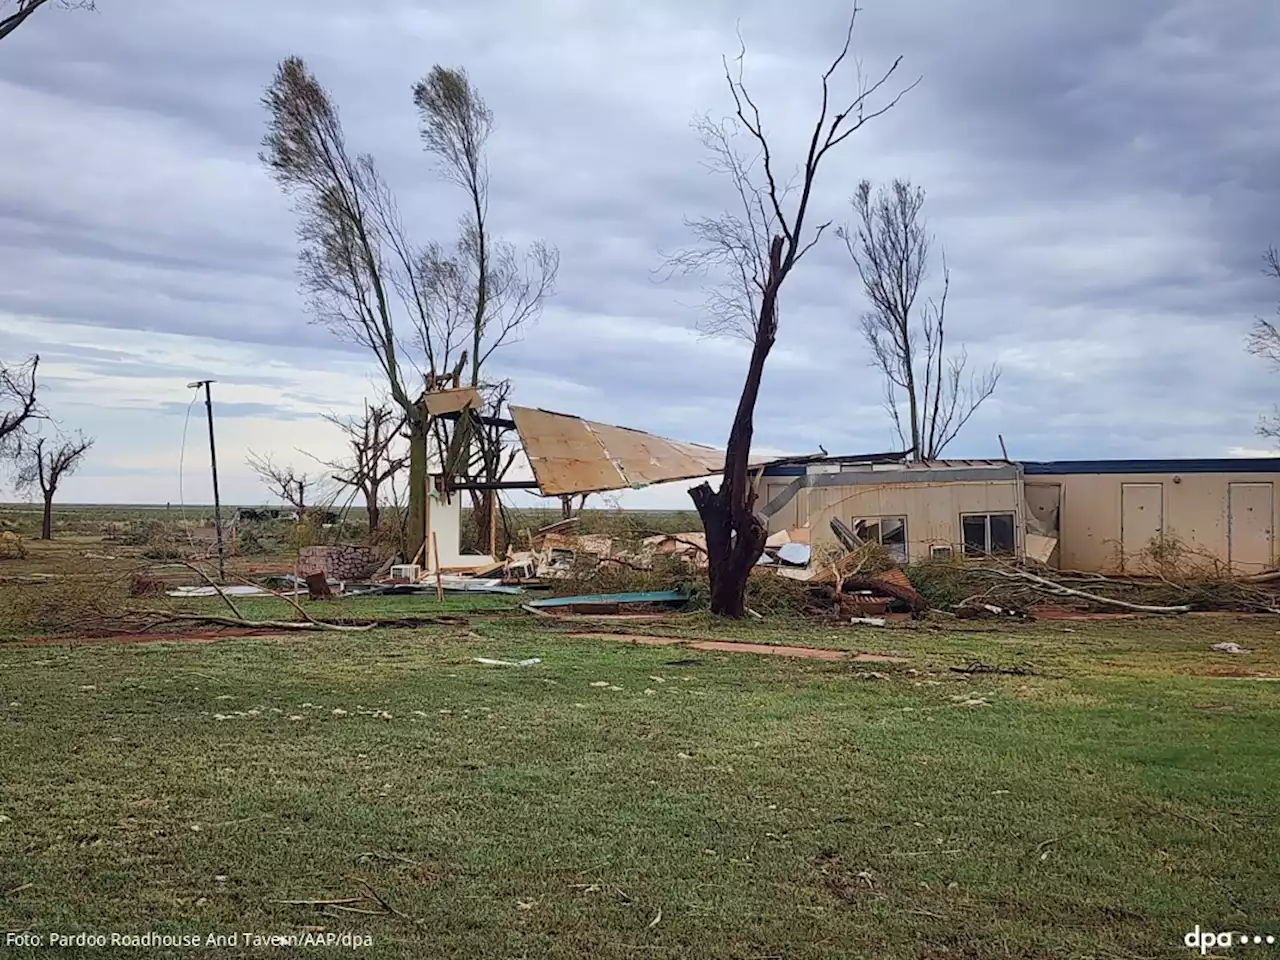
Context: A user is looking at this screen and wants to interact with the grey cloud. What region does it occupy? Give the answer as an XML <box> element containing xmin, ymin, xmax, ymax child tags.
<box><xmin>2</xmin><ymin>0</ymin><xmax>1279</xmax><ymax>504</ymax></box>
<box><xmin>151</xmin><ymin>401</ymin><xmax>315</xmax><ymax>422</ymax></box>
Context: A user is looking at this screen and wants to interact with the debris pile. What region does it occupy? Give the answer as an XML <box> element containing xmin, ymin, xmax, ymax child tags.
<box><xmin>905</xmin><ymin>557</ymin><xmax>1280</xmax><ymax>618</ymax></box>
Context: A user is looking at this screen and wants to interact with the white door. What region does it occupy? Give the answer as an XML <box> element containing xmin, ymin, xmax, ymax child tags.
<box><xmin>1121</xmin><ymin>483</ymin><xmax>1163</xmax><ymax>573</ymax></box>
<box><xmin>1229</xmin><ymin>482</ymin><xmax>1274</xmax><ymax>574</ymax></box>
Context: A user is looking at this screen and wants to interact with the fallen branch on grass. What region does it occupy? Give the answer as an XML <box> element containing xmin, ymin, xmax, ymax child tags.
<box><xmin>346</xmin><ymin>876</ymin><xmax>408</xmax><ymax>919</ymax></box>
<box><xmin>985</xmin><ymin>567</ymin><xmax>1191</xmax><ymax>614</ymax></box>
<box><xmin>229</xmin><ymin>572</ymin><xmax>323</xmax><ymax>625</ymax></box>
<box><xmin>131</xmin><ymin>609</ymin><xmax>377</xmax><ymax>632</ymax></box>
<box><xmin>1243</xmin><ymin>569</ymin><xmax>1280</xmax><ymax>584</ymax></box>
<box><xmin>950</xmin><ymin>661</ymin><xmax>1034</xmax><ymax>677</ymax></box>
<box><xmin>170</xmin><ymin>561</ymin><xmax>377</xmax><ymax>631</ymax></box>
<box><xmin>177</xmin><ymin>560</ymin><xmax>245</xmax><ymax>619</ymax></box>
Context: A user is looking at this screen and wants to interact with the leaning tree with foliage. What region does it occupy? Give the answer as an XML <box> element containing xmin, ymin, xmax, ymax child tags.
<box><xmin>16</xmin><ymin>431</ymin><xmax>92</xmax><ymax>539</ymax></box>
<box><xmin>666</xmin><ymin>12</ymin><xmax>915</xmax><ymax>617</ymax></box>
<box><xmin>261</xmin><ymin>58</ymin><xmax>556</xmax><ymax>561</ymax></box>
<box><xmin>414</xmin><ymin>66</ymin><xmax>558</xmax><ymax>546</ymax></box>
<box><xmin>841</xmin><ymin>178</ymin><xmax>999</xmax><ymax>460</ymax></box>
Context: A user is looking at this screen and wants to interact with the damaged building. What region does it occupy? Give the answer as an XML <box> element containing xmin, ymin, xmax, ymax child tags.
<box><xmin>418</xmin><ymin>389</ymin><xmax>1280</xmax><ymax>580</ymax></box>
<box><xmin>760</xmin><ymin>455</ymin><xmax>1280</xmax><ymax>576</ymax></box>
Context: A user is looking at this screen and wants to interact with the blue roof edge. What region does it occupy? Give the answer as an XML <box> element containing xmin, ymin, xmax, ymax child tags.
<box><xmin>1022</xmin><ymin>458</ymin><xmax>1280</xmax><ymax>475</ymax></box>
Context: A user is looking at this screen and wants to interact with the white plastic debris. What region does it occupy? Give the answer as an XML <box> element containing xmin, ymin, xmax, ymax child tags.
<box><xmin>1212</xmin><ymin>642</ymin><xmax>1250</xmax><ymax>655</ymax></box>
<box><xmin>777</xmin><ymin>542</ymin><xmax>811</xmax><ymax>566</ymax></box>
<box><xmin>473</xmin><ymin>657</ymin><xmax>542</xmax><ymax>667</ymax></box>
<box><xmin>850</xmin><ymin>616</ymin><xmax>887</xmax><ymax>627</ymax></box>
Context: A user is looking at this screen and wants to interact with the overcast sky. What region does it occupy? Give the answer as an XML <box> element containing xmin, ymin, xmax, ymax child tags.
<box><xmin>2</xmin><ymin>0</ymin><xmax>1279</xmax><ymax>509</ymax></box>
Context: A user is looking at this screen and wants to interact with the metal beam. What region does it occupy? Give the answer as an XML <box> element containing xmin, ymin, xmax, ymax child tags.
<box><xmin>435</xmin><ymin>409</ymin><xmax>516</xmax><ymax>430</ymax></box>
<box><xmin>446</xmin><ymin>480</ymin><xmax>542</xmax><ymax>492</ymax></box>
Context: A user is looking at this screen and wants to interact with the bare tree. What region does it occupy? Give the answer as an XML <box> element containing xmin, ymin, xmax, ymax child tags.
<box><xmin>0</xmin><ymin>354</ymin><xmax>41</xmax><ymax>455</ymax></box>
<box><xmin>15</xmin><ymin>432</ymin><xmax>92</xmax><ymax>539</ymax></box>
<box><xmin>316</xmin><ymin>400</ymin><xmax>408</xmax><ymax>534</ymax></box>
<box><xmin>413</xmin><ymin>65</ymin><xmax>559</xmax><ymax>545</ymax></box>
<box><xmin>1246</xmin><ymin>246</ymin><xmax>1280</xmax><ymax>439</ymax></box>
<box><xmin>665</xmin><ymin>12</ymin><xmax>915</xmax><ymax>617</ymax></box>
<box><xmin>0</xmin><ymin>0</ymin><xmax>93</xmax><ymax>45</ymax></box>
<box><xmin>261</xmin><ymin>58</ymin><xmax>554</xmax><ymax>560</ymax></box>
<box><xmin>245</xmin><ymin>450</ymin><xmax>314</xmax><ymax>515</ymax></box>
<box><xmin>842</xmin><ymin>179</ymin><xmax>999</xmax><ymax>459</ymax></box>
<box><xmin>559</xmin><ymin>493</ymin><xmax>588</xmax><ymax>520</ymax></box>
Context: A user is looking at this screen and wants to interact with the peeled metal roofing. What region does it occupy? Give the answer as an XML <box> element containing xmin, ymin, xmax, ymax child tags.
<box><xmin>421</xmin><ymin>386</ymin><xmax>482</xmax><ymax>416</ymax></box>
<box><xmin>509</xmin><ymin>406</ymin><xmax>772</xmax><ymax>496</ymax></box>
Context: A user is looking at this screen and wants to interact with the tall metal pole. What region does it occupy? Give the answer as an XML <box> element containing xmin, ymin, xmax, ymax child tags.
<box><xmin>189</xmin><ymin>380</ymin><xmax>226</xmax><ymax>582</ymax></box>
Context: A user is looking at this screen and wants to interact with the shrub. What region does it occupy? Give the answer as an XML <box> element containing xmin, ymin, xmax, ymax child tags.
<box><xmin>903</xmin><ymin>558</ymin><xmax>973</xmax><ymax>609</ymax></box>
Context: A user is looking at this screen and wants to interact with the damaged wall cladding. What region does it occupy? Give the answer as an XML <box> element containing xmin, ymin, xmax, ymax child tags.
<box><xmin>761</xmin><ymin>461</ymin><xmax>1024</xmax><ymax>564</ymax></box>
<box><xmin>1022</xmin><ymin>459</ymin><xmax>1280</xmax><ymax>576</ymax></box>
<box><xmin>762</xmin><ymin>455</ymin><xmax>1280</xmax><ymax>575</ymax></box>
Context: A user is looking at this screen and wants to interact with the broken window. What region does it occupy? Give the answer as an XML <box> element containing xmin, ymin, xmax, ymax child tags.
<box><xmin>854</xmin><ymin>516</ymin><xmax>908</xmax><ymax>564</ymax></box>
<box><xmin>961</xmin><ymin>513</ymin><xmax>1017</xmax><ymax>556</ymax></box>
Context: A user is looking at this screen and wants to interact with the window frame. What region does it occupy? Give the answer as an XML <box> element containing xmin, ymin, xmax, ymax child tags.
<box><xmin>959</xmin><ymin>512</ymin><xmax>1017</xmax><ymax>557</ymax></box>
<box><xmin>853</xmin><ymin>515</ymin><xmax>909</xmax><ymax>564</ymax></box>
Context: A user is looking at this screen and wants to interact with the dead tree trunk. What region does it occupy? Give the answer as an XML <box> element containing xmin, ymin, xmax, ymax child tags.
<box><xmin>40</xmin><ymin>495</ymin><xmax>52</xmax><ymax>540</ymax></box>
<box><xmin>668</xmin><ymin>13</ymin><xmax>913</xmax><ymax>617</ymax></box>
<box><xmin>690</xmin><ymin>239</ymin><xmax>782</xmax><ymax>617</ymax></box>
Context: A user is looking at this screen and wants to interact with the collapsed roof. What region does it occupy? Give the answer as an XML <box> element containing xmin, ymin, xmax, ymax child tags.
<box><xmin>508</xmin><ymin>406</ymin><xmax>776</xmax><ymax>497</ymax></box>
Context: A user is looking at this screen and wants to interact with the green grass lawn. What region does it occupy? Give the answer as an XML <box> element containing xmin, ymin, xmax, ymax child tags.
<box><xmin>2</xmin><ymin>615</ymin><xmax>1279</xmax><ymax>958</ymax></box>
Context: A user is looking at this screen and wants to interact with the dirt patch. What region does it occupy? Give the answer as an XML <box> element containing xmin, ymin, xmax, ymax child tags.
<box><xmin>1034</xmin><ymin>605</ymin><xmax>1280</xmax><ymax>622</ymax></box>
<box><xmin>691</xmin><ymin>640</ymin><xmax>846</xmax><ymax>660</ymax></box>
<box><xmin>813</xmin><ymin>850</ymin><xmax>877</xmax><ymax>905</ymax></box>
<box><xmin>568</xmin><ymin>632</ymin><xmax>907</xmax><ymax>663</ymax></box>
<box><xmin>530</xmin><ymin>611</ymin><xmax>678</xmax><ymax>622</ymax></box>
<box><xmin>1032</xmin><ymin>605</ymin><xmax>1145</xmax><ymax>621</ymax></box>
<box><xmin>15</xmin><ymin>628</ymin><xmax>288</xmax><ymax>647</ymax></box>
<box><xmin>569</xmin><ymin>633</ymin><xmax>684</xmax><ymax>646</ymax></box>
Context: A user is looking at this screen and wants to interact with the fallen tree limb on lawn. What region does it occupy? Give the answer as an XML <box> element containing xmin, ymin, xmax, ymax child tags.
<box><xmin>986</xmin><ymin>567</ymin><xmax>1192</xmax><ymax>614</ymax></box>
<box><xmin>129</xmin><ymin>609</ymin><xmax>378</xmax><ymax>632</ymax></box>
<box><xmin>169</xmin><ymin>561</ymin><xmax>377</xmax><ymax>631</ymax></box>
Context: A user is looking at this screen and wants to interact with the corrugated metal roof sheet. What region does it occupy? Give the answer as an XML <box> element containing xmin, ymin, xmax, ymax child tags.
<box><xmin>508</xmin><ymin>406</ymin><xmax>775</xmax><ymax>496</ymax></box>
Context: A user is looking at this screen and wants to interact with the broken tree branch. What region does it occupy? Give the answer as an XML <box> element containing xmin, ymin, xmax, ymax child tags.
<box><xmin>178</xmin><ymin>561</ymin><xmax>244</xmax><ymax>620</ymax></box>
<box><xmin>986</xmin><ymin>567</ymin><xmax>1191</xmax><ymax>614</ymax></box>
<box><xmin>230</xmin><ymin>572</ymin><xmax>320</xmax><ymax>625</ymax></box>
<box><xmin>131</xmin><ymin>609</ymin><xmax>378</xmax><ymax>632</ymax></box>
